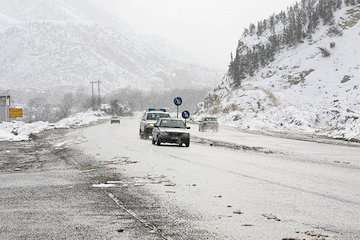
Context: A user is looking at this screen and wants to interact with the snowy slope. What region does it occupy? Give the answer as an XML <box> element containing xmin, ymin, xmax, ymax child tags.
<box><xmin>198</xmin><ymin>4</ymin><xmax>360</xmax><ymax>141</ymax></box>
<box><xmin>0</xmin><ymin>0</ymin><xmax>219</xmax><ymax>91</ymax></box>
<box><xmin>0</xmin><ymin>110</ymin><xmax>109</xmax><ymax>141</ymax></box>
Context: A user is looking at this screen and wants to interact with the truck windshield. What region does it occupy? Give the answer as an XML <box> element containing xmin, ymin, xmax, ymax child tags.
<box><xmin>147</xmin><ymin>113</ymin><xmax>170</xmax><ymax>120</ymax></box>
<box><xmin>160</xmin><ymin>120</ymin><xmax>186</xmax><ymax>128</ymax></box>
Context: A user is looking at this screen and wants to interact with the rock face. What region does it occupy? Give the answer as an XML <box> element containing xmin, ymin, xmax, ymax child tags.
<box><xmin>198</xmin><ymin>2</ymin><xmax>360</xmax><ymax>140</ymax></box>
<box><xmin>0</xmin><ymin>0</ymin><xmax>219</xmax><ymax>91</ymax></box>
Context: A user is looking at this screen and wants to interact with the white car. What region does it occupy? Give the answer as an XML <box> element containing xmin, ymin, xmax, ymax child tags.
<box><xmin>139</xmin><ymin>109</ymin><xmax>171</xmax><ymax>139</ymax></box>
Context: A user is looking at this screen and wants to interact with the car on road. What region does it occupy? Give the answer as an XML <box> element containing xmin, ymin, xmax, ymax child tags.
<box><xmin>198</xmin><ymin>117</ymin><xmax>219</xmax><ymax>132</ymax></box>
<box><xmin>152</xmin><ymin>118</ymin><xmax>190</xmax><ymax>147</ymax></box>
<box><xmin>139</xmin><ymin>109</ymin><xmax>171</xmax><ymax>139</ymax></box>
<box><xmin>110</xmin><ymin>116</ymin><xmax>121</xmax><ymax>124</ymax></box>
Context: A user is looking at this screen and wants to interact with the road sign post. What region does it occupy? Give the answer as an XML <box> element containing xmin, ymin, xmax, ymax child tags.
<box><xmin>181</xmin><ymin>110</ymin><xmax>190</xmax><ymax>125</ymax></box>
<box><xmin>9</xmin><ymin>108</ymin><xmax>24</xmax><ymax>119</ymax></box>
<box><xmin>173</xmin><ymin>97</ymin><xmax>183</xmax><ymax>118</ymax></box>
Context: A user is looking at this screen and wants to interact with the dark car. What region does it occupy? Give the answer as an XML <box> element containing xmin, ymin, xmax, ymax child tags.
<box><xmin>198</xmin><ymin>117</ymin><xmax>219</xmax><ymax>132</ymax></box>
<box><xmin>152</xmin><ymin>118</ymin><xmax>190</xmax><ymax>147</ymax></box>
<box><xmin>139</xmin><ymin>109</ymin><xmax>171</xmax><ymax>139</ymax></box>
<box><xmin>110</xmin><ymin>116</ymin><xmax>121</xmax><ymax>124</ymax></box>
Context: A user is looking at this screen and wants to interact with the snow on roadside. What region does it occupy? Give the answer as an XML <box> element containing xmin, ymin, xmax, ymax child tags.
<box><xmin>0</xmin><ymin>121</ymin><xmax>49</xmax><ymax>142</ymax></box>
<box><xmin>55</xmin><ymin>111</ymin><xmax>109</xmax><ymax>129</ymax></box>
<box><xmin>0</xmin><ymin>111</ymin><xmax>109</xmax><ymax>142</ymax></box>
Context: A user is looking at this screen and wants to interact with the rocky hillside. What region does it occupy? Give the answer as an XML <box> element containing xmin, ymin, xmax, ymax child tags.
<box><xmin>0</xmin><ymin>0</ymin><xmax>219</xmax><ymax>92</ymax></box>
<box><xmin>198</xmin><ymin>0</ymin><xmax>360</xmax><ymax>140</ymax></box>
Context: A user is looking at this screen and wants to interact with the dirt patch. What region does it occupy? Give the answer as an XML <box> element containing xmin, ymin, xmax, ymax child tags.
<box><xmin>191</xmin><ymin>136</ymin><xmax>278</xmax><ymax>155</ymax></box>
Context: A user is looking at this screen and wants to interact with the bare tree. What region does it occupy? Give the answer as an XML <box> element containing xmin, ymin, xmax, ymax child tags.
<box><xmin>57</xmin><ymin>93</ymin><xmax>74</xmax><ymax>119</ymax></box>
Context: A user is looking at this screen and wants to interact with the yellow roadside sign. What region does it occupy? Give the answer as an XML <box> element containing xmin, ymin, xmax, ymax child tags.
<box><xmin>9</xmin><ymin>108</ymin><xmax>24</xmax><ymax>118</ymax></box>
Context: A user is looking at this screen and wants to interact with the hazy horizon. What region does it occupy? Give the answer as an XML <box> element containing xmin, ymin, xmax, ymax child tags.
<box><xmin>97</xmin><ymin>0</ymin><xmax>298</xmax><ymax>70</ymax></box>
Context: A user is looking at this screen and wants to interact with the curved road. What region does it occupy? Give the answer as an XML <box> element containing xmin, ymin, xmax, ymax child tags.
<box><xmin>70</xmin><ymin>117</ymin><xmax>360</xmax><ymax>240</ymax></box>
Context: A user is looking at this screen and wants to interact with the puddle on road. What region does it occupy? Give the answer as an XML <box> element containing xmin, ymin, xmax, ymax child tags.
<box><xmin>92</xmin><ymin>183</ymin><xmax>117</xmax><ymax>188</ymax></box>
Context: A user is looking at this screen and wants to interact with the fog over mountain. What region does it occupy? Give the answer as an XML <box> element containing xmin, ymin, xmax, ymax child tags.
<box><xmin>0</xmin><ymin>0</ymin><xmax>220</xmax><ymax>92</ymax></box>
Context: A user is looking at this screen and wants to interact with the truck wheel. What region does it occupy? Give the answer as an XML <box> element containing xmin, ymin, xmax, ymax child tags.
<box><xmin>152</xmin><ymin>137</ymin><xmax>155</xmax><ymax>145</ymax></box>
<box><xmin>139</xmin><ymin>129</ymin><xmax>144</xmax><ymax>139</ymax></box>
<box><xmin>185</xmin><ymin>141</ymin><xmax>190</xmax><ymax>147</ymax></box>
<box><xmin>156</xmin><ymin>138</ymin><xmax>161</xmax><ymax>146</ymax></box>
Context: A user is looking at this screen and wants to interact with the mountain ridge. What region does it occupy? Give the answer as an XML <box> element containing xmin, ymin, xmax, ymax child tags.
<box><xmin>0</xmin><ymin>0</ymin><xmax>219</xmax><ymax>92</ymax></box>
<box><xmin>198</xmin><ymin>0</ymin><xmax>360</xmax><ymax>140</ymax></box>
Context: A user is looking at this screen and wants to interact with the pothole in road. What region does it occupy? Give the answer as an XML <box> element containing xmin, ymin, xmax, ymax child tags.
<box><xmin>262</xmin><ymin>213</ymin><xmax>281</xmax><ymax>222</ymax></box>
<box><xmin>106</xmin><ymin>156</ymin><xmax>139</xmax><ymax>166</ymax></box>
<box><xmin>242</xmin><ymin>224</ymin><xmax>254</xmax><ymax>227</ymax></box>
<box><xmin>90</xmin><ymin>173</ymin><xmax>176</xmax><ymax>191</ymax></box>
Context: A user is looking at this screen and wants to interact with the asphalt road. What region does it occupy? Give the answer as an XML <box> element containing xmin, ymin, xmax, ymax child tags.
<box><xmin>0</xmin><ymin>130</ymin><xmax>176</xmax><ymax>240</ymax></box>
<box><xmin>1</xmin><ymin>118</ymin><xmax>359</xmax><ymax>240</ymax></box>
<box><xmin>69</xmin><ymin>117</ymin><xmax>360</xmax><ymax>240</ymax></box>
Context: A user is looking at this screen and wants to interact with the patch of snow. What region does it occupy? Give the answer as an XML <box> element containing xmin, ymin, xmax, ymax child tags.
<box><xmin>0</xmin><ymin>121</ymin><xmax>49</xmax><ymax>141</ymax></box>
<box><xmin>55</xmin><ymin>111</ymin><xmax>109</xmax><ymax>129</ymax></box>
<box><xmin>0</xmin><ymin>110</ymin><xmax>109</xmax><ymax>142</ymax></box>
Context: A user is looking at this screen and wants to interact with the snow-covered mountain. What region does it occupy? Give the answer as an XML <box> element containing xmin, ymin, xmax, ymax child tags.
<box><xmin>198</xmin><ymin>0</ymin><xmax>360</xmax><ymax>140</ymax></box>
<box><xmin>0</xmin><ymin>0</ymin><xmax>219</xmax><ymax>92</ymax></box>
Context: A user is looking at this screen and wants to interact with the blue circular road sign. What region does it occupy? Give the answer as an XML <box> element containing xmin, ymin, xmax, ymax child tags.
<box><xmin>182</xmin><ymin>110</ymin><xmax>190</xmax><ymax>119</ymax></box>
<box><xmin>173</xmin><ymin>97</ymin><xmax>183</xmax><ymax>106</ymax></box>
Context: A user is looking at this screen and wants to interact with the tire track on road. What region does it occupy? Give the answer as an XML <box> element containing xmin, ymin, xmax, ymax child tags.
<box><xmin>166</xmin><ymin>153</ymin><xmax>360</xmax><ymax>207</ymax></box>
<box><xmin>192</xmin><ymin>136</ymin><xmax>360</xmax><ymax>171</ymax></box>
<box><xmin>107</xmin><ymin>192</ymin><xmax>180</xmax><ymax>240</ymax></box>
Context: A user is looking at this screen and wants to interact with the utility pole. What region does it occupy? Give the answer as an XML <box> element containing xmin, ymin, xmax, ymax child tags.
<box><xmin>90</xmin><ymin>81</ymin><xmax>96</xmax><ymax>110</ymax></box>
<box><xmin>90</xmin><ymin>81</ymin><xmax>102</xmax><ymax>110</ymax></box>
<box><xmin>97</xmin><ymin>80</ymin><xmax>102</xmax><ymax>110</ymax></box>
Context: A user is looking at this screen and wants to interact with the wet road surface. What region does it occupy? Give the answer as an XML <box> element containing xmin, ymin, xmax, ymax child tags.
<box><xmin>0</xmin><ymin>130</ymin><xmax>196</xmax><ymax>240</ymax></box>
<box><xmin>1</xmin><ymin>118</ymin><xmax>360</xmax><ymax>240</ymax></box>
<box><xmin>72</xmin><ymin>117</ymin><xmax>360</xmax><ymax>240</ymax></box>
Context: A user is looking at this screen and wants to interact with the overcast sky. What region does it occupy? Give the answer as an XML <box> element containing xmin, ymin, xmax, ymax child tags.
<box><xmin>100</xmin><ymin>0</ymin><xmax>298</xmax><ymax>70</ymax></box>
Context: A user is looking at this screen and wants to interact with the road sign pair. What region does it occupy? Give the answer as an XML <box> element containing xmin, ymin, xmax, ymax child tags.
<box><xmin>173</xmin><ymin>97</ymin><xmax>190</xmax><ymax>119</ymax></box>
